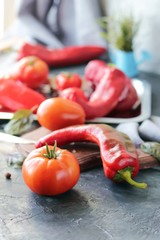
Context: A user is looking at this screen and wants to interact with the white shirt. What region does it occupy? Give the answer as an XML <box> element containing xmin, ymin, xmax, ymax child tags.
<box><xmin>6</xmin><ymin>0</ymin><xmax>106</xmax><ymax>48</ymax></box>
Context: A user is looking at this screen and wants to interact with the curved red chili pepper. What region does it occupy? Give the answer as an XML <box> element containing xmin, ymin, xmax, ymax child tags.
<box><xmin>35</xmin><ymin>124</ymin><xmax>147</xmax><ymax>189</ymax></box>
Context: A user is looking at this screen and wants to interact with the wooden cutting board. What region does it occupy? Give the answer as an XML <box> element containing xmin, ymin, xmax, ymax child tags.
<box><xmin>22</xmin><ymin>127</ymin><xmax>160</xmax><ymax>172</ymax></box>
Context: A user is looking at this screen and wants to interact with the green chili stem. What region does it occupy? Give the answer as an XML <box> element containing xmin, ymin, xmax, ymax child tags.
<box><xmin>119</xmin><ymin>169</ymin><xmax>147</xmax><ymax>189</ymax></box>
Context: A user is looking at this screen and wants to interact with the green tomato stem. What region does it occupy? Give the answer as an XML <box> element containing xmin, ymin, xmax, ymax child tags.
<box><xmin>43</xmin><ymin>142</ymin><xmax>59</xmax><ymax>159</ymax></box>
<box><xmin>29</xmin><ymin>60</ymin><xmax>35</xmax><ymax>66</ymax></box>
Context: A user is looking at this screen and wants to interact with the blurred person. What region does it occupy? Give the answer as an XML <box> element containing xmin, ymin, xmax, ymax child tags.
<box><xmin>5</xmin><ymin>0</ymin><xmax>106</xmax><ymax>48</ymax></box>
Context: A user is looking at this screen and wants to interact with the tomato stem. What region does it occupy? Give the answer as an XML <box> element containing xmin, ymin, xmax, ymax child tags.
<box><xmin>43</xmin><ymin>142</ymin><xmax>59</xmax><ymax>159</ymax></box>
<box><xmin>29</xmin><ymin>60</ymin><xmax>35</xmax><ymax>66</ymax></box>
<box><xmin>62</xmin><ymin>72</ymin><xmax>72</xmax><ymax>78</ymax></box>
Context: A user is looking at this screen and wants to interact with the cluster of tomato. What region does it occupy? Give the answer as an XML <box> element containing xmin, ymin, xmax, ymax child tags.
<box><xmin>0</xmin><ymin>55</ymin><xmax>85</xmax><ymax>126</ymax></box>
<box><xmin>37</xmin><ymin>71</ymin><xmax>85</xmax><ymax>131</ymax></box>
<box><xmin>0</xmin><ymin>56</ymin><xmax>86</xmax><ymax>196</ymax></box>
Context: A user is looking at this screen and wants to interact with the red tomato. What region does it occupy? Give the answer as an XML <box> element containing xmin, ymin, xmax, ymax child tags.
<box><xmin>55</xmin><ymin>72</ymin><xmax>82</xmax><ymax>90</ymax></box>
<box><xmin>37</xmin><ymin>97</ymin><xmax>86</xmax><ymax>131</ymax></box>
<box><xmin>22</xmin><ymin>144</ymin><xmax>80</xmax><ymax>196</ymax></box>
<box><xmin>11</xmin><ymin>56</ymin><xmax>49</xmax><ymax>89</ymax></box>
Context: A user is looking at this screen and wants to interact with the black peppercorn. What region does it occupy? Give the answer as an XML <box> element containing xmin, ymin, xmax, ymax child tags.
<box><xmin>5</xmin><ymin>172</ymin><xmax>11</xmax><ymax>180</ymax></box>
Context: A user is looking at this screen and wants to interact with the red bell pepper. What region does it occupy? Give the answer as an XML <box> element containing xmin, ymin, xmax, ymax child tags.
<box><xmin>0</xmin><ymin>79</ymin><xmax>45</xmax><ymax>112</ymax></box>
<box><xmin>35</xmin><ymin>124</ymin><xmax>147</xmax><ymax>189</ymax></box>
<box><xmin>84</xmin><ymin>60</ymin><xmax>139</xmax><ymax>112</ymax></box>
<box><xmin>17</xmin><ymin>43</ymin><xmax>107</xmax><ymax>67</ymax></box>
<box><xmin>114</xmin><ymin>77</ymin><xmax>139</xmax><ymax>111</ymax></box>
<box><xmin>84</xmin><ymin>59</ymin><xmax>109</xmax><ymax>87</ymax></box>
<box><xmin>60</xmin><ymin>68</ymin><xmax>127</xmax><ymax>119</ymax></box>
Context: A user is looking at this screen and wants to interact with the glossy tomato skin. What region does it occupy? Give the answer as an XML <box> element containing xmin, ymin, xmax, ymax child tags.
<box><xmin>22</xmin><ymin>145</ymin><xmax>80</xmax><ymax>196</ymax></box>
<box><xmin>37</xmin><ymin>97</ymin><xmax>86</xmax><ymax>131</ymax></box>
<box><xmin>55</xmin><ymin>72</ymin><xmax>82</xmax><ymax>90</ymax></box>
<box><xmin>11</xmin><ymin>56</ymin><xmax>49</xmax><ymax>89</ymax></box>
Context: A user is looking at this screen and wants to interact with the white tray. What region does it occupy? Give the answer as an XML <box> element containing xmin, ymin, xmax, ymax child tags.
<box><xmin>0</xmin><ymin>79</ymin><xmax>151</xmax><ymax>123</ymax></box>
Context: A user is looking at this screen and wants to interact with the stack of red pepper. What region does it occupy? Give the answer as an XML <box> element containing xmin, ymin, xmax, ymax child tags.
<box><xmin>60</xmin><ymin>60</ymin><xmax>139</xmax><ymax>119</ymax></box>
<box><xmin>0</xmin><ymin>52</ymin><xmax>138</xmax><ymax>120</ymax></box>
<box><xmin>0</xmin><ymin>43</ymin><xmax>107</xmax><ymax>113</ymax></box>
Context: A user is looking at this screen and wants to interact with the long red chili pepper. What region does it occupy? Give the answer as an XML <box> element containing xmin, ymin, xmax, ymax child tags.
<box><xmin>17</xmin><ymin>43</ymin><xmax>106</xmax><ymax>67</ymax></box>
<box><xmin>35</xmin><ymin>124</ymin><xmax>147</xmax><ymax>189</ymax></box>
<box><xmin>60</xmin><ymin>68</ymin><xmax>127</xmax><ymax>119</ymax></box>
<box><xmin>0</xmin><ymin>79</ymin><xmax>45</xmax><ymax>112</ymax></box>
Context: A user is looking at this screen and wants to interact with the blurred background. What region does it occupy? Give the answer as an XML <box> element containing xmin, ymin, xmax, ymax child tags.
<box><xmin>0</xmin><ymin>0</ymin><xmax>16</xmax><ymax>38</ymax></box>
<box><xmin>0</xmin><ymin>0</ymin><xmax>159</xmax><ymax>74</ymax></box>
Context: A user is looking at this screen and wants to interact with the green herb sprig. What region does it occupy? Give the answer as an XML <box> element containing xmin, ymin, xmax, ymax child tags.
<box><xmin>99</xmin><ymin>15</ymin><xmax>140</xmax><ymax>52</ymax></box>
<box><xmin>4</xmin><ymin>109</ymin><xmax>34</xmax><ymax>136</ymax></box>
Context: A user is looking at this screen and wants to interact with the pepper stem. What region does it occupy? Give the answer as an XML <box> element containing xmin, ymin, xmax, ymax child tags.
<box><xmin>118</xmin><ymin>169</ymin><xmax>147</xmax><ymax>189</ymax></box>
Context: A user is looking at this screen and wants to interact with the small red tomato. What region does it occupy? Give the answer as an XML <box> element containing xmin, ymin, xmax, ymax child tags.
<box><xmin>55</xmin><ymin>72</ymin><xmax>82</xmax><ymax>90</ymax></box>
<box><xmin>37</xmin><ymin>97</ymin><xmax>86</xmax><ymax>131</ymax></box>
<box><xmin>11</xmin><ymin>56</ymin><xmax>49</xmax><ymax>89</ymax></box>
<box><xmin>22</xmin><ymin>144</ymin><xmax>80</xmax><ymax>196</ymax></box>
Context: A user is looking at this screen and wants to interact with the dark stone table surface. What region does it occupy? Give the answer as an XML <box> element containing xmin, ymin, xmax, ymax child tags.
<box><xmin>0</xmin><ymin>64</ymin><xmax>160</xmax><ymax>240</ymax></box>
